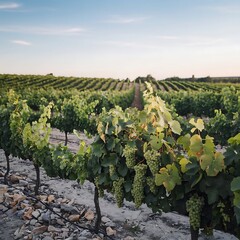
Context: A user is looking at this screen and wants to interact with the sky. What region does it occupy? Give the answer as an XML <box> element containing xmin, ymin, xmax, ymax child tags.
<box><xmin>0</xmin><ymin>0</ymin><xmax>240</xmax><ymax>80</ymax></box>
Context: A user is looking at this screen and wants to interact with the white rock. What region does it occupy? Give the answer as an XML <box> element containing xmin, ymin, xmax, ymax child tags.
<box><xmin>101</xmin><ymin>216</ymin><xmax>111</xmax><ymax>223</ymax></box>
<box><xmin>32</xmin><ymin>210</ymin><xmax>41</xmax><ymax>219</ymax></box>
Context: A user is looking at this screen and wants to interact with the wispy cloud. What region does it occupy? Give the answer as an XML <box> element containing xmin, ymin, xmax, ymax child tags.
<box><xmin>36</xmin><ymin>27</ymin><xmax>85</xmax><ymax>35</ymax></box>
<box><xmin>0</xmin><ymin>2</ymin><xmax>21</xmax><ymax>10</ymax></box>
<box><xmin>0</xmin><ymin>26</ymin><xmax>85</xmax><ymax>35</ymax></box>
<box><xmin>11</xmin><ymin>40</ymin><xmax>32</xmax><ymax>46</ymax></box>
<box><xmin>105</xmin><ymin>16</ymin><xmax>148</xmax><ymax>24</ymax></box>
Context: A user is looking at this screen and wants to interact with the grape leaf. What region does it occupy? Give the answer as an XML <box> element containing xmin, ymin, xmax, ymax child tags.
<box><xmin>150</xmin><ymin>134</ymin><xmax>164</xmax><ymax>150</ymax></box>
<box><xmin>228</xmin><ymin>133</ymin><xmax>240</xmax><ymax>145</ymax></box>
<box><xmin>200</xmin><ymin>152</ymin><xmax>225</xmax><ymax>176</ymax></box>
<box><xmin>233</xmin><ymin>192</ymin><xmax>240</xmax><ymax>208</ymax></box>
<box><xmin>179</xmin><ymin>157</ymin><xmax>190</xmax><ymax>173</ymax></box>
<box><xmin>231</xmin><ymin>177</ymin><xmax>240</xmax><ymax>192</ymax></box>
<box><xmin>118</xmin><ymin>164</ymin><xmax>128</xmax><ymax>177</ymax></box>
<box><xmin>234</xmin><ymin>206</ymin><xmax>240</xmax><ymax>224</ymax></box>
<box><xmin>203</xmin><ymin>135</ymin><xmax>215</xmax><ymax>154</ymax></box>
<box><xmin>169</xmin><ymin>120</ymin><xmax>182</xmax><ymax>135</ymax></box>
<box><xmin>155</xmin><ymin>164</ymin><xmax>181</xmax><ymax>192</ymax></box>
<box><xmin>189</xmin><ymin>134</ymin><xmax>203</xmax><ymax>153</ymax></box>
<box><xmin>177</xmin><ymin>134</ymin><xmax>190</xmax><ymax>150</ymax></box>
<box><xmin>189</xmin><ymin>118</ymin><xmax>204</xmax><ymax>132</ymax></box>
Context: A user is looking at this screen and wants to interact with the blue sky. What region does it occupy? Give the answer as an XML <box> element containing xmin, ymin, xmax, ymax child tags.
<box><xmin>0</xmin><ymin>0</ymin><xmax>240</xmax><ymax>80</ymax></box>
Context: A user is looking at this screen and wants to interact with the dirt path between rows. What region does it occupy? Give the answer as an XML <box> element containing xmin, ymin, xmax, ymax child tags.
<box><xmin>131</xmin><ymin>83</ymin><xmax>143</xmax><ymax>110</ymax></box>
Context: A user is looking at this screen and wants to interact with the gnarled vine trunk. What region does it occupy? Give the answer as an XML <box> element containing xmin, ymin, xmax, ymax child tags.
<box><xmin>190</xmin><ymin>226</ymin><xmax>199</xmax><ymax>240</ymax></box>
<box><xmin>4</xmin><ymin>152</ymin><xmax>10</xmax><ymax>184</ymax></box>
<box><xmin>94</xmin><ymin>186</ymin><xmax>102</xmax><ymax>232</ymax></box>
<box><xmin>34</xmin><ymin>163</ymin><xmax>40</xmax><ymax>195</ymax></box>
<box><xmin>64</xmin><ymin>131</ymin><xmax>68</xmax><ymax>146</ymax></box>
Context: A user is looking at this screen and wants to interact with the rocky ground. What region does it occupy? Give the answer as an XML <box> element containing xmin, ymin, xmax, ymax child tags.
<box><xmin>0</xmin><ymin>129</ymin><xmax>238</xmax><ymax>240</ymax></box>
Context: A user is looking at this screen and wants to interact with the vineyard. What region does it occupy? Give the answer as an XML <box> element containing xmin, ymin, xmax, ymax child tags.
<box><xmin>0</xmin><ymin>74</ymin><xmax>132</xmax><ymax>91</ymax></box>
<box><xmin>0</xmin><ymin>74</ymin><xmax>240</xmax><ymax>240</ymax></box>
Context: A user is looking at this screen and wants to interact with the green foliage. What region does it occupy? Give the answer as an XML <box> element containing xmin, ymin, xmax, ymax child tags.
<box><xmin>206</xmin><ymin>110</ymin><xmax>240</xmax><ymax>145</ymax></box>
<box><xmin>1</xmin><ymin>82</ymin><xmax>240</xmax><ymax>238</ymax></box>
<box><xmin>9</xmin><ymin>95</ymin><xmax>31</xmax><ymax>159</ymax></box>
<box><xmin>158</xmin><ymin>90</ymin><xmax>222</xmax><ymax>117</ymax></box>
<box><xmin>52</xmin><ymin>96</ymin><xmax>99</xmax><ymax>138</ymax></box>
<box><xmin>220</xmin><ymin>86</ymin><xmax>239</xmax><ymax>116</ymax></box>
<box><xmin>206</xmin><ymin>110</ymin><xmax>232</xmax><ymax>145</ymax></box>
<box><xmin>50</xmin><ymin>141</ymin><xmax>91</xmax><ymax>183</ymax></box>
<box><xmin>22</xmin><ymin>102</ymin><xmax>53</xmax><ymax>165</ymax></box>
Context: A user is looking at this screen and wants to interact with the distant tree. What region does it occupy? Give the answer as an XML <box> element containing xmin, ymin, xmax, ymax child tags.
<box><xmin>134</xmin><ymin>75</ymin><xmax>156</xmax><ymax>83</ymax></box>
<box><xmin>146</xmin><ymin>74</ymin><xmax>156</xmax><ymax>81</ymax></box>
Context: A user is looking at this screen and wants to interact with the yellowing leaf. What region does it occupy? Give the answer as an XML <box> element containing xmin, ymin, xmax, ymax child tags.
<box><xmin>189</xmin><ymin>118</ymin><xmax>204</xmax><ymax>132</ymax></box>
<box><xmin>203</xmin><ymin>135</ymin><xmax>215</xmax><ymax>154</ymax></box>
<box><xmin>200</xmin><ymin>154</ymin><xmax>213</xmax><ymax>171</ymax></box>
<box><xmin>190</xmin><ymin>127</ymin><xmax>197</xmax><ymax>133</ymax></box>
<box><xmin>156</xmin><ymin>126</ymin><xmax>164</xmax><ymax>133</ymax></box>
<box><xmin>169</xmin><ymin>120</ymin><xmax>182</xmax><ymax>135</ymax></box>
<box><xmin>189</xmin><ymin>134</ymin><xmax>203</xmax><ymax>154</ymax></box>
<box><xmin>149</xmin><ymin>134</ymin><xmax>164</xmax><ymax>150</ymax></box>
<box><xmin>155</xmin><ymin>164</ymin><xmax>181</xmax><ymax>192</ymax></box>
<box><xmin>100</xmin><ymin>133</ymin><xmax>106</xmax><ymax>143</ymax></box>
<box><xmin>228</xmin><ymin>133</ymin><xmax>240</xmax><ymax>145</ymax></box>
<box><xmin>200</xmin><ymin>152</ymin><xmax>225</xmax><ymax>176</ymax></box>
<box><xmin>179</xmin><ymin>158</ymin><xmax>190</xmax><ymax>173</ymax></box>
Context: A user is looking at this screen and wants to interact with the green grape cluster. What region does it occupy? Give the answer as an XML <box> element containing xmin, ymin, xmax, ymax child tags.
<box><xmin>94</xmin><ymin>176</ymin><xmax>100</xmax><ymax>186</ymax></box>
<box><xmin>186</xmin><ymin>194</ymin><xmax>204</xmax><ymax>231</ymax></box>
<box><xmin>144</xmin><ymin>149</ymin><xmax>160</xmax><ymax>175</ymax></box>
<box><xmin>109</xmin><ymin>164</ymin><xmax>116</xmax><ymax>177</ymax></box>
<box><xmin>123</xmin><ymin>145</ymin><xmax>137</xmax><ymax>169</ymax></box>
<box><xmin>113</xmin><ymin>178</ymin><xmax>124</xmax><ymax>207</ymax></box>
<box><xmin>132</xmin><ymin>164</ymin><xmax>147</xmax><ymax>208</ymax></box>
<box><xmin>217</xmin><ymin>202</ymin><xmax>230</xmax><ymax>229</ymax></box>
<box><xmin>94</xmin><ymin>176</ymin><xmax>104</xmax><ymax>197</ymax></box>
<box><xmin>146</xmin><ymin>177</ymin><xmax>157</xmax><ymax>194</ymax></box>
